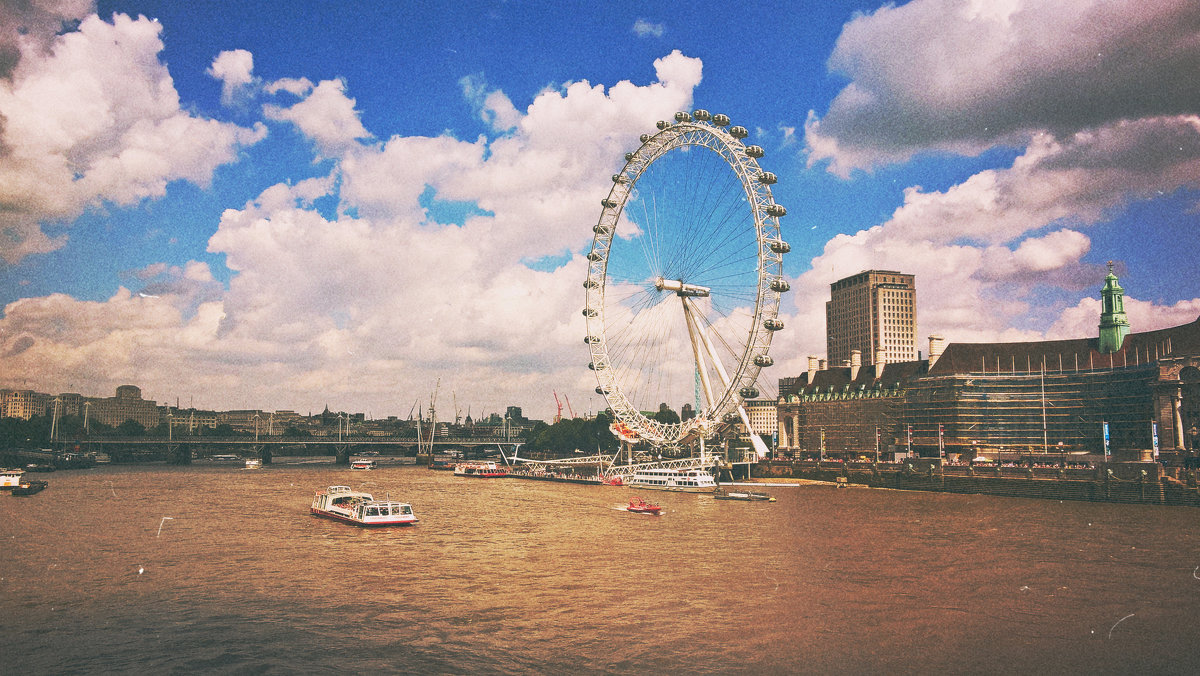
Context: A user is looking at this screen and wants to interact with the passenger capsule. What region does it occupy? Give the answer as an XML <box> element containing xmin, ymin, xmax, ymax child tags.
<box><xmin>656</xmin><ymin>120</ymin><xmax>669</xmax><ymax>130</ymax></box>
<box><xmin>763</xmin><ymin>318</ymin><xmax>784</xmax><ymax>331</ymax></box>
<box><xmin>739</xmin><ymin>387</ymin><xmax>760</xmax><ymax>399</ymax></box>
<box><xmin>640</xmin><ymin>134</ymin><xmax>650</xmax><ymax>143</ymax></box>
<box><xmin>770</xmin><ymin>278</ymin><xmax>791</xmax><ymax>293</ymax></box>
<box><xmin>692</xmin><ymin>109</ymin><xmax>711</xmax><ymax>121</ymax></box>
<box><xmin>674</xmin><ymin>111</ymin><xmax>692</xmax><ymax>122</ymax></box>
<box><xmin>729</xmin><ymin>126</ymin><xmax>748</xmax><ymax>139</ymax></box>
<box><xmin>588</xmin><ymin>362</ymin><xmax>596</xmax><ymax>370</ymax></box>
<box><xmin>745</xmin><ymin>145</ymin><xmax>764</xmax><ymax>158</ymax></box>
<box><xmin>583</xmin><ymin>279</ymin><xmax>598</xmax><ymax>289</ymax></box>
<box><xmin>583</xmin><ymin>308</ymin><xmax>598</xmax><ymax>318</ymax></box>
<box><xmin>758</xmin><ymin>172</ymin><xmax>777</xmax><ymax>185</ymax></box>
<box><xmin>769</xmin><ymin>239</ymin><xmax>791</xmax><ymax>254</ymax></box>
<box><xmin>766</xmin><ymin>203</ymin><xmax>787</xmax><ymax>217</ymax></box>
<box><xmin>754</xmin><ymin>355</ymin><xmax>774</xmax><ymax>367</ymax></box>
<box><xmin>595</xmin><ymin>386</ymin><xmax>609</xmax><ymax>395</ymax></box>
<box><xmin>612</xmin><ymin>174</ymin><xmax>627</xmax><ymax>184</ymax></box>
<box><xmin>601</xmin><ymin>198</ymin><xmax>619</xmax><ymax>209</ymax></box>
<box><xmin>587</xmin><ymin>251</ymin><xmax>603</xmax><ymax>261</ymax></box>
<box><xmin>592</xmin><ymin>224</ymin><xmax>611</xmax><ymax>235</ymax></box>
<box><xmin>585</xmin><ymin>335</ymin><xmax>601</xmax><ymax>345</ymax></box>
<box><xmin>712</xmin><ymin>113</ymin><xmax>730</xmax><ymax>127</ymax></box>
<box><xmin>625</xmin><ymin>152</ymin><xmax>635</xmax><ymax>162</ymax></box>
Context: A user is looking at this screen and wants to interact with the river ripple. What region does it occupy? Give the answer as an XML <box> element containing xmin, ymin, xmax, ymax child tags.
<box><xmin>2</xmin><ymin>462</ymin><xmax>1200</xmax><ymax>674</ymax></box>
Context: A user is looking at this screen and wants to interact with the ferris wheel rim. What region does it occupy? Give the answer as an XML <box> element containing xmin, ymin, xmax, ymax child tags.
<box><xmin>583</xmin><ymin>112</ymin><xmax>789</xmax><ymax>447</ymax></box>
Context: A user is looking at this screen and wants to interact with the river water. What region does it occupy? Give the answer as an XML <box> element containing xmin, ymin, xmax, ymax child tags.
<box><xmin>3</xmin><ymin>462</ymin><xmax>1200</xmax><ymax>674</ymax></box>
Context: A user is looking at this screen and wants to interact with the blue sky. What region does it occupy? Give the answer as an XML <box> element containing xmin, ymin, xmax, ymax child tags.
<box><xmin>2</xmin><ymin>0</ymin><xmax>1199</xmax><ymax>420</ymax></box>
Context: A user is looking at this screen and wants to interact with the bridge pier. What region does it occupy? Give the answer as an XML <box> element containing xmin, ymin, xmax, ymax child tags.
<box><xmin>166</xmin><ymin>443</ymin><xmax>191</xmax><ymax>465</ymax></box>
<box><xmin>334</xmin><ymin>445</ymin><xmax>351</xmax><ymax>465</ymax></box>
<box><xmin>259</xmin><ymin>445</ymin><xmax>272</xmax><ymax>465</ymax></box>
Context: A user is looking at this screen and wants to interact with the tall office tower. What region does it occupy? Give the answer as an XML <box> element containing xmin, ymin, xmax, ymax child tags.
<box><xmin>826</xmin><ymin>270</ymin><xmax>917</xmax><ymax>366</ymax></box>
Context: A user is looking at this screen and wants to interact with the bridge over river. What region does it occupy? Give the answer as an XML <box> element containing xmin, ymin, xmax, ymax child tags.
<box><xmin>3</xmin><ymin>434</ymin><xmax>523</xmax><ymax>466</ymax></box>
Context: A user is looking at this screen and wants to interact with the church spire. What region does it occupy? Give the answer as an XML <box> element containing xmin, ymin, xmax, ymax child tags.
<box><xmin>1098</xmin><ymin>261</ymin><xmax>1130</xmax><ymax>354</ymax></box>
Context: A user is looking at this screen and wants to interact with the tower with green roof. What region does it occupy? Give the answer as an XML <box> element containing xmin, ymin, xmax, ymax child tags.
<box><xmin>1097</xmin><ymin>261</ymin><xmax>1130</xmax><ymax>354</ymax></box>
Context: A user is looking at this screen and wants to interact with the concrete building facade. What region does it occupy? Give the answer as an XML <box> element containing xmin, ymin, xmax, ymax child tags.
<box><xmin>826</xmin><ymin>270</ymin><xmax>917</xmax><ymax>367</ymax></box>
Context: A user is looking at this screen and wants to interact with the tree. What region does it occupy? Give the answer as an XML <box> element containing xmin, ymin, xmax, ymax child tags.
<box><xmin>117</xmin><ymin>419</ymin><xmax>146</xmax><ymax>437</ymax></box>
<box><xmin>652</xmin><ymin>403</ymin><xmax>680</xmax><ymax>425</ymax></box>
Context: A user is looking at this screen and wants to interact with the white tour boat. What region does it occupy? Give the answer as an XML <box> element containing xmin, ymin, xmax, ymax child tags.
<box><xmin>310</xmin><ymin>485</ymin><xmax>417</xmax><ymax>527</ymax></box>
<box><xmin>1</xmin><ymin>468</ymin><xmax>26</xmax><ymax>489</ymax></box>
<box><xmin>453</xmin><ymin>461</ymin><xmax>507</xmax><ymax>477</ymax></box>
<box><xmin>628</xmin><ymin>467</ymin><xmax>717</xmax><ymax>493</ymax></box>
<box><xmin>244</xmin><ymin>459</ymin><xmax>262</xmax><ymax>469</ymax></box>
<box><xmin>350</xmin><ymin>459</ymin><xmax>377</xmax><ymax>470</ymax></box>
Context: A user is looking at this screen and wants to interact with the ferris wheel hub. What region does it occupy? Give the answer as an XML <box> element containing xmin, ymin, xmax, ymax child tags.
<box><xmin>654</xmin><ymin>277</ymin><xmax>710</xmax><ymax>297</ymax></box>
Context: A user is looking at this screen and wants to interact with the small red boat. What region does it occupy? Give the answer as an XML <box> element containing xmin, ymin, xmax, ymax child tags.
<box><xmin>626</xmin><ymin>496</ymin><xmax>662</xmax><ymax>515</ymax></box>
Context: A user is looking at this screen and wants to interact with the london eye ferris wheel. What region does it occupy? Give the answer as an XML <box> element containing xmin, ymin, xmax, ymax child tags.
<box><xmin>583</xmin><ymin>110</ymin><xmax>790</xmax><ymax>457</ymax></box>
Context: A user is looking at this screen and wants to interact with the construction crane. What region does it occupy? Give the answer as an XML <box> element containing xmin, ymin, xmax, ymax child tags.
<box><xmin>553</xmin><ymin>390</ymin><xmax>563</xmax><ymax>424</ymax></box>
<box><xmin>564</xmin><ymin>394</ymin><xmax>575</xmax><ymax>419</ymax></box>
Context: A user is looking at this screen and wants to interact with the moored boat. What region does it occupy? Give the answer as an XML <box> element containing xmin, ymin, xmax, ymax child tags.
<box><xmin>244</xmin><ymin>459</ymin><xmax>262</xmax><ymax>469</ymax></box>
<box><xmin>12</xmin><ymin>479</ymin><xmax>47</xmax><ymax>496</ymax></box>
<box><xmin>627</xmin><ymin>467</ymin><xmax>716</xmax><ymax>492</ymax></box>
<box><xmin>625</xmin><ymin>495</ymin><xmax>662</xmax><ymax>514</ymax></box>
<box><xmin>453</xmin><ymin>461</ymin><xmax>507</xmax><ymax>477</ymax></box>
<box><xmin>1</xmin><ymin>468</ymin><xmax>26</xmax><ymax>490</ymax></box>
<box><xmin>310</xmin><ymin>485</ymin><xmax>417</xmax><ymax>527</ymax></box>
<box><xmin>713</xmin><ymin>487</ymin><xmax>775</xmax><ymax>502</ymax></box>
<box><xmin>350</xmin><ymin>459</ymin><xmax>377</xmax><ymax>470</ymax></box>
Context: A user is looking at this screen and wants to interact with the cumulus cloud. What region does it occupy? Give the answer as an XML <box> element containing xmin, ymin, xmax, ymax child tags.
<box><xmin>263</xmin><ymin>77</ymin><xmax>370</xmax><ymax>158</ymax></box>
<box><xmin>0</xmin><ymin>12</ymin><xmax>265</xmax><ymax>264</ymax></box>
<box><xmin>1</xmin><ymin>48</ymin><xmax>705</xmax><ymax>415</ymax></box>
<box><xmin>0</xmin><ymin>0</ymin><xmax>94</xmax><ymax>79</ymax></box>
<box><xmin>765</xmin><ymin>0</ymin><xmax>1200</xmax><ymax>363</ymax></box>
<box><xmin>208</xmin><ymin>48</ymin><xmax>255</xmax><ymax>106</ymax></box>
<box><xmin>806</xmin><ymin>0</ymin><xmax>1200</xmax><ymax>175</ymax></box>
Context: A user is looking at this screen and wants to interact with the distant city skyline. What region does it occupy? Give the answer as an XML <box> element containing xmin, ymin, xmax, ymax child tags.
<box><xmin>2</xmin><ymin>1</ymin><xmax>1199</xmax><ymax>420</ymax></box>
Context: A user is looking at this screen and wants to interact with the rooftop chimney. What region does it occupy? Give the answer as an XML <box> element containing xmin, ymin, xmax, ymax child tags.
<box><xmin>875</xmin><ymin>347</ymin><xmax>887</xmax><ymax>379</ymax></box>
<box><xmin>928</xmin><ymin>335</ymin><xmax>946</xmax><ymax>368</ymax></box>
<box><xmin>850</xmin><ymin>349</ymin><xmax>862</xmax><ymax>380</ymax></box>
<box><xmin>807</xmin><ymin>355</ymin><xmax>819</xmax><ymax>384</ymax></box>
<box><xmin>819</xmin><ymin>359</ymin><xmax>827</xmax><ymax>371</ymax></box>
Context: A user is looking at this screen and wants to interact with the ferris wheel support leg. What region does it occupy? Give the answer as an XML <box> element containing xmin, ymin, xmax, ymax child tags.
<box><xmin>686</xmin><ymin>297</ymin><xmax>770</xmax><ymax>462</ymax></box>
<box><xmin>681</xmin><ymin>297</ymin><xmax>718</xmax><ymax>414</ymax></box>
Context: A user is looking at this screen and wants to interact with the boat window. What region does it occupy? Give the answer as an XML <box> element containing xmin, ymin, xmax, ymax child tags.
<box><xmin>367</xmin><ymin>507</ymin><xmax>379</xmax><ymax>516</ymax></box>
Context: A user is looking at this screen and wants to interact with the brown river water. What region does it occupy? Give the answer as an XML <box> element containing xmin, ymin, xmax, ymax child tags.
<box><xmin>2</xmin><ymin>461</ymin><xmax>1200</xmax><ymax>674</ymax></box>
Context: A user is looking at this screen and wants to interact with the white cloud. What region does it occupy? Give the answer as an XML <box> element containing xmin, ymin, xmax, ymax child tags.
<box><xmin>207</xmin><ymin>48</ymin><xmax>255</xmax><ymax>106</ymax></box>
<box><xmin>0</xmin><ymin>13</ymin><xmax>264</xmax><ymax>264</ymax></box>
<box><xmin>806</xmin><ymin>0</ymin><xmax>1200</xmax><ymax>174</ymax></box>
<box><xmin>263</xmin><ymin>78</ymin><xmax>370</xmax><ymax>158</ymax></box>
<box><xmin>632</xmin><ymin>19</ymin><xmax>664</xmax><ymax>38</ymax></box>
<box><xmin>0</xmin><ymin>50</ymin><xmax>706</xmax><ymax>415</ymax></box>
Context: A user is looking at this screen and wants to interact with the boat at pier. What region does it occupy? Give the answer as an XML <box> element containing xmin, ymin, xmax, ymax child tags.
<box><xmin>310</xmin><ymin>485</ymin><xmax>417</xmax><ymax>527</ymax></box>
<box><xmin>244</xmin><ymin>459</ymin><xmax>262</xmax><ymax>469</ymax></box>
<box><xmin>350</xmin><ymin>459</ymin><xmax>377</xmax><ymax>470</ymax></box>
<box><xmin>454</xmin><ymin>461</ymin><xmax>507</xmax><ymax>477</ymax></box>
<box><xmin>12</xmin><ymin>479</ymin><xmax>47</xmax><ymax>496</ymax></box>
<box><xmin>625</xmin><ymin>496</ymin><xmax>662</xmax><ymax>514</ymax></box>
<box><xmin>713</xmin><ymin>487</ymin><xmax>775</xmax><ymax>502</ymax></box>
<box><xmin>1</xmin><ymin>468</ymin><xmax>25</xmax><ymax>489</ymax></box>
<box><xmin>628</xmin><ymin>467</ymin><xmax>717</xmax><ymax>493</ymax></box>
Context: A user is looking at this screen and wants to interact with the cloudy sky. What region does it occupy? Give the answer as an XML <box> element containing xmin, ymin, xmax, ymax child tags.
<box><xmin>2</xmin><ymin>0</ymin><xmax>1199</xmax><ymax>421</ymax></box>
